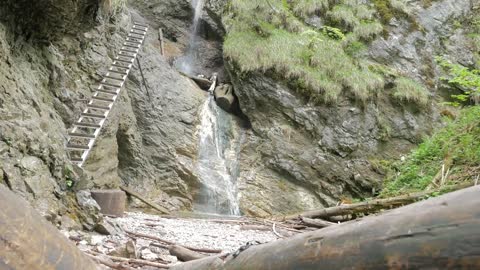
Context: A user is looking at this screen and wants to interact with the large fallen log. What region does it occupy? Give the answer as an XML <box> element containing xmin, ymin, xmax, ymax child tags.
<box><xmin>170</xmin><ymin>186</ymin><xmax>480</xmax><ymax>270</ymax></box>
<box><xmin>0</xmin><ymin>185</ymin><xmax>100</xmax><ymax>270</ymax></box>
<box><xmin>281</xmin><ymin>182</ymin><xmax>474</xmax><ymax>220</ymax></box>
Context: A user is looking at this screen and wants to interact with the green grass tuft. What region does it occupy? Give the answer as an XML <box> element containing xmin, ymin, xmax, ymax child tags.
<box><xmin>380</xmin><ymin>106</ymin><xmax>480</xmax><ymax>197</ymax></box>
<box><xmin>392</xmin><ymin>77</ymin><xmax>429</xmax><ymax>106</ymax></box>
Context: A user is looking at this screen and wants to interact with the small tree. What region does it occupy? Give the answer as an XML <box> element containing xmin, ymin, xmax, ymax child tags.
<box><xmin>436</xmin><ymin>57</ymin><xmax>480</xmax><ymax>106</ymax></box>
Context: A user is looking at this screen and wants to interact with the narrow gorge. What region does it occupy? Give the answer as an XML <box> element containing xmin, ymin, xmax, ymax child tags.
<box><xmin>0</xmin><ymin>0</ymin><xmax>479</xmax><ymax>269</ymax></box>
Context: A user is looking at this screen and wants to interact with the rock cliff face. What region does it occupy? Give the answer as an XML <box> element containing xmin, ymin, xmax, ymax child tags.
<box><xmin>223</xmin><ymin>0</ymin><xmax>479</xmax><ymax>216</ymax></box>
<box><xmin>0</xmin><ymin>0</ymin><xmax>207</xmax><ymax>223</ymax></box>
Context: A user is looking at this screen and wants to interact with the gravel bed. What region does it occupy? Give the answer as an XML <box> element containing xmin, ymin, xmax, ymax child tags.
<box><xmin>64</xmin><ymin>211</ymin><xmax>280</xmax><ymax>268</ymax></box>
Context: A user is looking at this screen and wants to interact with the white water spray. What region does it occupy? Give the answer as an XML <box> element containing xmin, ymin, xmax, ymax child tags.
<box><xmin>176</xmin><ymin>0</ymin><xmax>205</xmax><ymax>74</ymax></box>
<box><xmin>195</xmin><ymin>96</ymin><xmax>242</xmax><ymax>216</ymax></box>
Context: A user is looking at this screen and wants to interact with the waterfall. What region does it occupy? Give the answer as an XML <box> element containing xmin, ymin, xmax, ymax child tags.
<box><xmin>194</xmin><ymin>96</ymin><xmax>242</xmax><ymax>216</ymax></box>
<box><xmin>176</xmin><ymin>0</ymin><xmax>205</xmax><ymax>75</ymax></box>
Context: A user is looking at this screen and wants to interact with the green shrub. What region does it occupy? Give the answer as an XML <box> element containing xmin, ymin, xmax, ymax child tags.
<box><xmin>327</xmin><ymin>5</ymin><xmax>359</xmax><ymax>29</ymax></box>
<box><xmin>380</xmin><ymin>106</ymin><xmax>480</xmax><ymax>196</ymax></box>
<box><xmin>392</xmin><ymin>77</ymin><xmax>429</xmax><ymax>106</ymax></box>
<box><xmin>353</xmin><ymin>21</ymin><xmax>384</xmax><ymax>40</ymax></box>
<box><xmin>290</xmin><ymin>0</ymin><xmax>330</xmax><ymax>18</ymax></box>
<box><xmin>436</xmin><ymin>57</ymin><xmax>480</xmax><ymax>105</ymax></box>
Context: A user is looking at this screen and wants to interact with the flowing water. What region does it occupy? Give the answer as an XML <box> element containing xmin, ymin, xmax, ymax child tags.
<box><xmin>194</xmin><ymin>96</ymin><xmax>242</xmax><ymax>216</ymax></box>
<box><xmin>176</xmin><ymin>0</ymin><xmax>206</xmax><ymax>75</ymax></box>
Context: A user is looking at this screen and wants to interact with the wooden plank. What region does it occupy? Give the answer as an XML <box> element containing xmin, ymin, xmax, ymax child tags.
<box><xmin>120</xmin><ymin>185</ymin><xmax>170</xmax><ymax>214</ymax></box>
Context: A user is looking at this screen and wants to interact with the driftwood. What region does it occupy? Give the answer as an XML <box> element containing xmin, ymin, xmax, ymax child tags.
<box><xmin>282</xmin><ymin>182</ymin><xmax>474</xmax><ymax>220</ymax></box>
<box><xmin>170</xmin><ymin>186</ymin><xmax>480</xmax><ymax>270</ymax></box>
<box><xmin>169</xmin><ymin>245</ymin><xmax>207</xmax><ymax>262</ymax></box>
<box><xmin>126</xmin><ymin>230</ymin><xmax>222</xmax><ymax>254</ymax></box>
<box><xmin>158</xmin><ymin>28</ymin><xmax>165</xmax><ymax>56</ymax></box>
<box><xmin>299</xmin><ymin>217</ymin><xmax>336</xmax><ymax>228</ymax></box>
<box><xmin>87</xmin><ymin>254</ymin><xmax>134</xmax><ymax>270</ymax></box>
<box><xmin>0</xmin><ymin>186</ymin><xmax>99</xmax><ymax>270</ymax></box>
<box><xmin>88</xmin><ymin>251</ymin><xmax>169</xmax><ymax>269</ymax></box>
<box><xmin>120</xmin><ymin>185</ymin><xmax>170</xmax><ymax>214</ymax></box>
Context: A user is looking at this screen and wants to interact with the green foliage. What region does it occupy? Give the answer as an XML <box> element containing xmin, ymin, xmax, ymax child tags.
<box><xmin>290</xmin><ymin>0</ymin><xmax>330</xmax><ymax>18</ymax></box>
<box><xmin>63</xmin><ymin>167</ymin><xmax>74</xmax><ymax>189</ymax></box>
<box><xmin>353</xmin><ymin>21</ymin><xmax>384</xmax><ymax>41</ymax></box>
<box><xmin>372</xmin><ymin>0</ymin><xmax>394</xmax><ymax>24</ymax></box>
<box><xmin>381</xmin><ymin>106</ymin><xmax>480</xmax><ymax>197</ymax></box>
<box><xmin>436</xmin><ymin>57</ymin><xmax>480</xmax><ymax>106</ymax></box>
<box><xmin>392</xmin><ymin>77</ymin><xmax>429</xmax><ymax>106</ymax></box>
<box><xmin>321</xmin><ymin>26</ymin><xmax>345</xmax><ymax>40</ymax></box>
<box><xmin>327</xmin><ymin>5</ymin><xmax>359</xmax><ymax>29</ymax></box>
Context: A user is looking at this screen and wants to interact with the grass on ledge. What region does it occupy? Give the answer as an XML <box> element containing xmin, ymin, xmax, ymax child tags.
<box><xmin>223</xmin><ymin>0</ymin><xmax>430</xmax><ymax>106</ymax></box>
<box><xmin>380</xmin><ymin>106</ymin><xmax>480</xmax><ymax>197</ymax></box>
<box><xmin>392</xmin><ymin>77</ymin><xmax>430</xmax><ymax>106</ymax></box>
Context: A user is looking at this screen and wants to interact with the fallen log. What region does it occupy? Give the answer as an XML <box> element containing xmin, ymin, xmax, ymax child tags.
<box><xmin>170</xmin><ymin>186</ymin><xmax>480</xmax><ymax>270</ymax></box>
<box><xmin>125</xmin><ymin>230</ymin><xmax>223</xmax><ymax>253</ymax></box>
<box><xmin>120</xmin><ymin>185</ymin><xmax>170</xmax><ymax>214</ymax></box>
<box><xmin>88</xmin><ymin>251</ymin><xmax>170</xmax><ymax>269</ymax></box>
<box><xmin>282</xmin><ymin>182</ymin><xmax>474</xmax><ymax>220</ymax></box>
<box><xmin>178</xmin><ymin>71</ymin><xmax>212</xmax><ymax>90</ymax></box>
<box><xmin>299</xmin><ymin>217</ymin><xmax>336</xmax><ymax>228</ymax></box>
<box><xmin>0</xmin><ymin>185</ymin><xmax>100</xmax><ymax>270</ymax></box>
<box><xmin>169</xmin><ymin>245</ymin><xmax>207</xmax><ymax>262</ymax></box>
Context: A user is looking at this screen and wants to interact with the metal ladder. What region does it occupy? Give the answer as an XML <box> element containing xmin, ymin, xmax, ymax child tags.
<box><xmin>67</xmin><ymin>22</ymin><xmax>148</xmax><ymax>167</ymax></box>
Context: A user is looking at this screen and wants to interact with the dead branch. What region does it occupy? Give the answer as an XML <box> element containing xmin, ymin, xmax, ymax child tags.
<box><xmin>88</xmin><ymin>251</ymin><xmax>170</xmax><ymax>269</ymax></box>
<box><xmin>120</xmin><ymin>186</ymin><xmax>170</xmax><ymax>214</ymax></box>
<box><xmin>280</xmin><ymin>182</ymin><xmax>474</xmax><ymax>220</ymax></box>
<box><xmin>125</xmin><ymin>230</ymin><xmax>222</xmax><ymax>254</ymax></box>
<box><xmin>169</xmin><ymin>245</ymin><xmax>207</xmax><ymax>262</ymax></box>
<box><xmin>300</xmin><ymin>217</ymin><xmax>336</xmax><ymax>228</ymax></box>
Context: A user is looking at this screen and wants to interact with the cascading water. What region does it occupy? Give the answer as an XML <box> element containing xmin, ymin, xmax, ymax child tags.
<box><xmin>176</xmin><ymin>0</ymin><xmax>206</xmax><ymax>74</ymax></box>
<box><xmin>194</xmin><ymin>96</ymin><xmax>242</xmax><ymax>216</ymax></box>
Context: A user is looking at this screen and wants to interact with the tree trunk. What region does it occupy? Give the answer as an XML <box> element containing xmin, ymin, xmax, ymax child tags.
<box><xmin>0</xmin><ymin>185</ymin><xmax>100</xmax><ymax>270</ymax></box>
<box><xmin>281</xmin><ymin>182</ymin><xmax>474</xmax><ymax>220</ymax></box>
<box><xmin>170</xmin><ymin>186</ymin><xmax>480</xmax><ymax>270</ymax></box>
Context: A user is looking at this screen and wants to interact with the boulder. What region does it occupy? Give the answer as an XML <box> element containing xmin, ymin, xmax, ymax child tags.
<box><xmin>213</xmin><ymin>84</ymin><xmax>235</xmax><ymax>112</ymax></box>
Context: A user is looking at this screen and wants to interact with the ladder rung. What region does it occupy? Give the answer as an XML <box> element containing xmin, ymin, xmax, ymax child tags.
<box><xmin>69</xmin><ymin>132</ymin><xmax>96</xmax><ymax>139</ymax></box>
<box><xmin>67</xmin><ymin>143</ymin><xmax>90</xmax><ymax>150</ymax></box>
<box><xmin>92</xmin><ymin>96</ymin><xmax>115</xmax><ymax>102</ymax></box>
<box><xmin>100</xmin><ymin>81</ymin><xmax>122</xmax><ymax>88</ymax></box>
<box><xmin>87</xmin><ymin>104</ymin><xmax>111</xmax><ymax>110</ymax></box>
<box><xmin>108</xmin><ymin>69</ymin><xmax>128</xmax><ymax>76</ymax></box>
<box><xmin>81</xmin><ymin>112</ymin><xmax>106</xmax><ymax>119</ymax></box>
<box><xmin>70</xmin><ymin>157</ymin><xmax>84</xmax><ymax>162</ymax></box>
<box><xmin>117</xmin><ymin>52</ymin><xmax>136</xmax><ymax>59</ymax></box>
<box><xmin>114</xmin><ymin>58</ymin><xmax>134</xmax><ymax>64</ymax></box>
<box><xmin>120</xmin><ymin>48</ymin><xmax>138</xmax><ymax>54</ymax></box>
<box><xmin>131</xmin><ymin>29</ymin><xmax>146</xmax><ymax>35</ymax></box>
<box><xmin>104</xmin><ymin>75</ymin><xmax>125</xmax><ymax>81</ymax></box>
<box><xmin>127</xmin><ymin>34</ymin><xmax>144</xmax><ymax>39</ymax></box>
<box><xmin>96</xmin><ymin>88</ymin><xmax>118</xmax><ymax>95</ymax></box>
<box><xmin>125</xmin><ymin>38</ymin><xmax>142</xmax><ymax>44</ymax></box>
<box><xmin>74</xmin><ymin>122</ymin><xmax>101</xmax><ymax>128</ymax></box>
<box><xmin>134</xmin><ymin>22</ymin><xmax>148</xmax><ymax>27</ymax></box>
<box><xmin>133</xmin><ymin>24</ymin><xmax>148</xmax><ymax>29</ymax></box>
<box><xmin>112</xmin><ymin>63</ymin><xmax>132</xmax><ymax>69</ymax></box>
<box><xmin>128</xmin><ymin>34</ymin><xmax>144</xmax><ymax>40</ymax></box>
<box><xmin>123</xmin><ymin>43</ymin><xmax>140</xmax><ymax>49</ymax></box>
